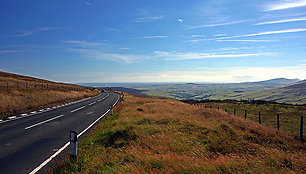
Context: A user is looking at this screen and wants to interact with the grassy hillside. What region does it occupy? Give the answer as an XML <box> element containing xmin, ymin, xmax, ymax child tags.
<box><xmin>140</xmin><ymin>80</ymin><xmax>306</xmax><ymax>104</ymax></box>
<box><xmin>0</xmin><ymin>71</ymin><xmax>99</xmax><ymax>119</ymax></box>
<box><xmin>188</xmin><ymin>101</ymin><xmax>305</xmax><ymax>136</ymax></box>
<box><xmin>52</xmin><ymin>94</ymin><xmax>305</xmax><ymax>173</ymax></box>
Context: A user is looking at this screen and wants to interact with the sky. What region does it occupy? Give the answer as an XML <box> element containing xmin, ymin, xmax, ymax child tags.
<box><xmin>0</xmin><ymin>0</ymin><xmax>306</xmax><ymax>83</ymax></box>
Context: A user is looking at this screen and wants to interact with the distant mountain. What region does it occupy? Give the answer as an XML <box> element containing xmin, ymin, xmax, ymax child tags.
<box><xmin>250</xmin><ymin>78</ymin><xmax>300</xmax><ymax>85</ymax></box>
<box><xmin>283</xmin><ymin>79</ymin><xmax>306</xmax><ymax>89</ymax></box>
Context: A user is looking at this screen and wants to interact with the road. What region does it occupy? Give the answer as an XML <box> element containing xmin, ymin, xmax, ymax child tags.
<box><xmin>0</xmin><ymin>92</ymin><xmax>119</xmax><ymax>174</ymax></box>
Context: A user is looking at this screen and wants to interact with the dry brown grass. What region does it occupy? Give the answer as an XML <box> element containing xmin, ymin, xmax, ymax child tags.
<box><xmin>52</xmin><ymin>94</ymin><xmax>306</xmax><ymax>174</ymax></box>
<box><xmin>0</xmin><ymin>71</ymin><xmax>98</xmax><ymax>119</ymax></box>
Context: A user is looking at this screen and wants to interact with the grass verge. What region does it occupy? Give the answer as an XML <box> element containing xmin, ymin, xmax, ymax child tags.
<box><xmin>51</xmin><ymin>94</ymin><xmax>305</xmax><ymax>173</ymax></box>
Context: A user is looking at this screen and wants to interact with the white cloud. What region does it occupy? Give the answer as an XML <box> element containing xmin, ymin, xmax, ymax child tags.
<box><xmin>187</xmin><ymin>20</ymin><xmax>244</xmax><ymax>29</ymax></box>
<box><xmin>154</xmin><ymin>51</ymin><xmax>275</xmax><ymax>60</ymax></box>
<box><xmin>132</xmin><ymin>9</ymin><xmax>164</xmax><ymax>23</ymax></box>
<box><xmin>214</xmin><ymin>34</ymin><xmax>227</xmax><ymax>37</ymax></box>
<box><xmin>218</xmin><ymin>28</ymin><xmax>306</xmax><ymax>39</ymax></box>
<box><xmin>16</xmin><ymin>26</ymin><xmax>67</xmax><ymax>37</ymax></box>
<box><xmin>63</xmin><ymin>40</ymin><xmax>104</xmax><ymax>47</ymax></box>
<box><xmin>255</xmin><ymin>17</ymin><xmax>306</xmax><ymax>25</ymax></box>
<box><xmin>68</xmin><ymin>48</ymin><xmax>148</xmax><ymax>63</ymax></box>
<box><xmin>0</xmin><ymin>50</ymin><xmax>21</xmax><ymax>53</ymax></box>
<box><xmin>120</xmin><ymin>48</ymin><xmax>129</xmax><ymax>50</ymax></box>
<box><xmin>191</xmin><ymin>35</ymin><xmax>205</xmax><ymax>37</ymax></box>
<box><xmin>216</xmin><ymin>39</ymin><xmax>276</xmax><ymax>42</ymax></box>
<box><xmin>264</xmin><ymin>0</ymin><xmax>306</xmax><ymax>11</ymax></box>
<box><xmin>138</xmin><ymin>36</ymin><xmax>168</xmax><ymax>39</ymax></box>
<box><xmin>16</xmin><ymin>31</ymin><xmax>33</xmax><ymax>37</ymax></box>
<box><xmin>178</xmin><ymin>18</ymin><xmax>184</xmax><ymax>23</ymax></box>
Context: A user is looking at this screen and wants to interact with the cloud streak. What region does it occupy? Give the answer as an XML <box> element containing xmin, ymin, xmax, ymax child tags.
<box><xmin>138</xmin><ymin>36</ymin><xmax>168</xmax><ymax>39</ymax></box>
<box><xmin>187</xmin><ymin>20</ymin><xmax>244</xmax><ymax>29</ymax></box>
<box><xmin>264</xmin><ymin>0</ymin><xmax>306</xmax><ymax>11</ymax></box>
<box><xmin>217</xmin><ymin>28</ymin><xmax>306</xmax><ymax>39</ymax></box>
<box><xmin>255</xmin><ymin>17</ymin><xmax>306</xmax><ymax>25</ymax></box>
<box><xmin>154</xmin><ymin>51</ymin><xmax>274</xmax><ymax>60</ymax></box>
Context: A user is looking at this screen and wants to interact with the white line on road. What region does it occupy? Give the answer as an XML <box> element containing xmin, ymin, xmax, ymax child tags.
<box><xmin>89</xmin><ymin>102</ymin><xmax>96</xmax><ymax>106</ymax></box>
<box><xmin>71</xmin><ymin>106</ymin><xmax>86</xmax><ymax>113</ymax></box>
<box><xmin>25</xmin><ymin>115</ymin><xmax>64</xmax><ymax>130</ymax></box>
<box><xmin>29</xmin><ymin>93</ymin><xmax>119</xmax><ymax>174</ymax></box>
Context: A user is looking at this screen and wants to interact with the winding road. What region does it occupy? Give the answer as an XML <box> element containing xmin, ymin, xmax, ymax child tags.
<box><xmin>0</xmin><ymin>91</ymin><xmax>119</xmax><ymax>174</ymax></box>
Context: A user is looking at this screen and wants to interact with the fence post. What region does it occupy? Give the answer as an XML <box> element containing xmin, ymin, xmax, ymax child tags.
<box><xmin>26</xmin><ymin>82</ymin><xmax>28</xmax><ymax>88</ymax></box>
<box><xmin>225</xmin><ymin>108</ymin><xmax>227</xmax><ymax>113</ymax></box>
<box><xmin>259</xmin><ymin>111</ymin><xmax>261</xmax><ymax>124</ymax></box>
<box><xmin>70</xmin><ymin>130</ymin><xmax>77</xmax><ymax>162</ymax></box>
<box><xmin>210</xmin><ymin>106</ymin><xmax>212</xmax><ymax>110</ymax></box>
<box><xmin>217</xmin><ymin>106</ymin><xmax>219</xmax><ymax>110</ymax></box>
<box><xmin>300</xmin><ymin>116</ymin><xmax>304</xmax><ymax>142</ymax></box>
<box><xmin>244</xmin><ymin>110</ymin><xmax>247</xmax><ymax>119</ymax></box>
<box><xmin>234</xmin><ymin>109</ymin><xmax>236</xmax><ymax>116</ymax></box>
<box><xmin>277</xmin><ymin>113</ymin><xmax>280</xmax><ymax>131</ymax></box>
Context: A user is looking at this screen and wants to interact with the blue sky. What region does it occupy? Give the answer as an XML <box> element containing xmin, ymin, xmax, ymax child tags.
<box><xmin>0</xmin><ymin>0</ymin><xmax>306</xmax><ymax>83</ymax></box>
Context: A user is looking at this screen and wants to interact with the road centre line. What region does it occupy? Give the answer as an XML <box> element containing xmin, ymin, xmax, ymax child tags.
<box><xmin>71</xmin><ymin>106</ymin><xmax>86</xmax><ymax>113</ymax></box>
<box><xmin>25</xmin><ymin>115</ymin><xmax>64</xmax><ymax>130</ymax></box>
<box><xmin>89</xmin><ymin>102</ymin><xmax>96</xmax><ymax>106</ymax></box>
<box><xmin>29</xmin><ymin>93</ymin><xmax>119</xmax><ymax>174</ymax></box>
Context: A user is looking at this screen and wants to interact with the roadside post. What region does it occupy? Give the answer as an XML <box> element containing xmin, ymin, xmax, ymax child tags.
<box><xmin>120</xmin><ymin>98</ymin><xmax>123</xmax><ymax>104</ymax></box>
<box><xmin>70</xmin><ymin>130</ymin><xmax>77</xmax><ymax>162</ymax></box>
<box><xmin>244</xmin><ymin>110</ymin><xmax>247</xmax><ymax>119</ymax></box>
<box><xmin>234</xmin><ymin>109</ymin><xmax>236</xmax><ymax>116</ymax></box>
<box><xmin>258</xmin><ymin>111</ymin><xmax>261</xmax><ymax>124</ymax></box>
<box><xmin>110</xmin><ymin>105</ymin><xmax>113</xmax><ymax>115</ymax></box>
<box><xmin>277</xmin><ymin>114</ymin><xmax>280</xmax><ymax>131</ymax></box>
<box><xmin>300</xmin><ymin>116</ymin><xmax>304</xmax><ymax>142</ymax></box>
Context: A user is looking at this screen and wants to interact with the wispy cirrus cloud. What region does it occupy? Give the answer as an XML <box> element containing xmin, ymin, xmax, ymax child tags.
<box><xmin>184</xmin><ymin>38</ymin><xmax>276</xmax><ymax>43</ymax></box>
<box><xmin>68</xmin><ymin>48</ymin><xmax>148</xmax><ymax>63</ymax></box>
<box><xmin>137</xmin><ymin>36</ymin><xmax>168</xmax><ymax>39</ymax></box>
<box><xmin>255</xmin><ymin>17</ymin><xmax>306</xmax><ymax>25</ymax></box>
<box><xmin>214</xmin><ymin>34</ymin><xmax>227</xmax><ymax>37</ymax></box>
<box><xmin>216</xmin><ymin>39</ymin><xmax>277</xmax><ymax>42</ymax></box>
<box><xmin>63</xmin><ymin>40</ymin><xmax>105</xmax><ymax>47</ymax></box>
<box><xmin>264</xmin><ymin>0</ymin><xmax>306</xmax><ymax>11</ymax></box>
<box><xmin>132</xmin><ymin>9</ymin><xmax>164</xmax><ymax>23</ymax></box>
<box><xmin>64</xmin><ymin>40</ymin><xmax>147</xmax><ymax>63</ymax></box>
<box><xmin>16</xmin><ymin>26</ymin><xmax>67</xmax><ymax>37</ymax></box>
<box><xmin>187</xmin><ymin>20</ymin><xmax>244</xmax><ymax>29</ymax></box>
<box><xmin>16</xmin><ymin>31</ymin><xmax>33</xmax><ymax>37</ymax></box>
<box><xmin>154</xmin><ymin>51</ymin><xmax>275</xmax><ymax>60</ymax></box>
<box><xmin>217</xmin><ymin>28</ymin><xmax>306</xmax><ymax>39</ymax></box>
<box><xmin>0</xmin><ymin>50</ymin><xmax>22</xmax><ymax>53</ymax></box>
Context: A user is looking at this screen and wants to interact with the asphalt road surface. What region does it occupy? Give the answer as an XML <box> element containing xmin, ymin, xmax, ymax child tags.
<box><xmin>0</xmin><ymin>92</ymin><xmax>119</xmax><ymax>174</ymax></box>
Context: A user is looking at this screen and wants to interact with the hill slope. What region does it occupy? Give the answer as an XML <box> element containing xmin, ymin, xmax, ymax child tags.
<box><xmin>0</xmin><ymin>71</ymin><xmax>99</xmax><ymax>119</ymax></box>
<box><xmin>215</xmin><ymin>80</ymin><xmax>306</xmax><ymax>104</ymax></box>
<box><xmin>52</xmin><ymin>94</ymin><xmax>305</xmax><ymax>173</ymax></box>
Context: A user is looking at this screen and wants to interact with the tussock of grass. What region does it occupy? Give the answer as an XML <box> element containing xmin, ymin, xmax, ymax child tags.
<box><xmin>51</xmin><ymin>94</ymin><xmax>306</xmax><ymax>174</ymax></box>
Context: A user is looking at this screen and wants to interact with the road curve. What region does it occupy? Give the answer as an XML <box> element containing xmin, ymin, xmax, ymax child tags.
<box><xmin>0</xmin><ymin>92</ymin><xmax>119</xmax><ymax>174</ymax></box>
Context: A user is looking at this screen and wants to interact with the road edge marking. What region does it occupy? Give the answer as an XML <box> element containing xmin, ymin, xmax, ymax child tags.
<box><xmin>29</xmin><ymin>93</ymin><xmax>119</xmax><ymax>174</ymax></box>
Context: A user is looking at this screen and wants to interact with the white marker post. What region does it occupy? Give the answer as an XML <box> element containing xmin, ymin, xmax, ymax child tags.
<box><xmin>110</xmin><ymin>105</ymin><xmax>113</xmax><ymax>115</ymax></box>
<box><xmin>120</xmin><ymin>98</ymin><xmax>123</xmax><ymax>104</ymax></box>
<box><xmin>70</xmin><ymin>130</ymin><xmax>77</xmax><ymax>162</ymax></box>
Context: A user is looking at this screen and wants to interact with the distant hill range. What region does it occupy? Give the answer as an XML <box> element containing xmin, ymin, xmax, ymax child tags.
<box><xmin>245</xmin><ymin>78</ymin><xmax>300</xmax><ymax>85</ymax></box>
<box><xmin>226</xmin><ymin>79</ymin><xmax>306</xmax><ymax>104</ymax></box>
